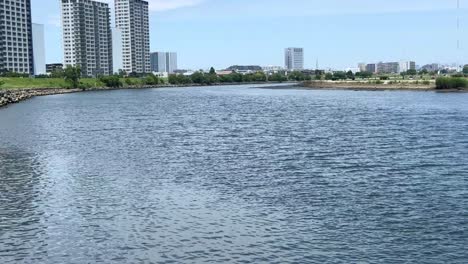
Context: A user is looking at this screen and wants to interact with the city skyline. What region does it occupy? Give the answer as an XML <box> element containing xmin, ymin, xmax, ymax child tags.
<box><xmin>31</xmin><ymin>0</ymin><xmax>468</xmax><ymax>70</ymax></box>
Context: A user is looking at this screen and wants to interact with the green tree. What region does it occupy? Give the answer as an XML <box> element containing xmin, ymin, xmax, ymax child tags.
<box><xmin>209</xmin><ymin>67</ymin><xmax>216</xmax><ymax>75</ymax></box>
<box><xmin>50</xmin><ymin>69</ymin><xmax>64</xmax><ymax>78</ymax></box>
<box><xmin>168</xmin><ymin>74</ymin><xmax>179</xmax><ymax>84</ymax></box>
<box><xmin>252</xmin><ymin>72</ymin><xmax>267</xmax><ymax>82</ymax></box>
<box><xmin>64</xmin><ymin>65</ymin><xmax>81</xmax><ymax>88</ymax></box>
<box><xmin>400</xmin><ymin>71</ymin><xmax>407</xmax><ymax>80</ymax></box>
<box><xmin>219</xmin><ymin>74</ymin><xmax>233</xmax><ymax>83</ymax></box>
<box><xmin>332</xmin><ymin>71</ymin><xmax>347</xmax><ymax>80</ymax></box>
<box><xmin>463</xmin><ymin>65</ymin><xmax>468</xmax><ymax>75</ymax></box>
<box><xmin>406</xmin><ymin>69</ymin><xmax>417</xmax><ymax>76</ymax></box>
<box><xmin>117</xmin><ymin>69</ymin><xmax>127</xmax><ymax>78</ymax></box>
<box><xmin>144</xmin><ymin>73</ymin><xmax>159</xmax><ymax>85</ymax></box>
<box><xmin>346</xmin><ymin>70</ymin><xmax>355</xmax><ymax>80</ymax></box>
<box><xmin>356</xmin><ymin>71</ymin><xmax>373</xmax><ymax>79</ymax></box>
<box><xmin>269</xmin><ymin>72</ymin><xmax>287</xmax><ymax>82</ymax></box>
<box><xmin>191</xmin><ymin>71</ymin><xmax>206</xmax><ymax>84</ymax></box>
<box><xmin>288</xmin><ymin>71</ymin><xmax>306</xmax><ymax>81</ymax></box>
<box><xmin>325</xmin><ymin>73</ymin><xmax>333</xmax><ymax>80</ymax></box>
<box><xmin>100</xmin><ymin>75</ymin><xmax>122</xmax><ymax>87</ymax></box>
<box><xmin>125</xmin><ymin>78</ymin><xmax>134</xmax><ymax>86</ymax></box>
<box><xmin>231</xmin><ymin>72</ymin><xmax>243</xmax><ymax>82</ymax></box>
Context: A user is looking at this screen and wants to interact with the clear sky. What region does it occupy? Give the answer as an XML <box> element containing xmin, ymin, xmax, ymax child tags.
<box><xmin>32</xmin><ymin>0</ymin><xmax>467</xmax><ymax>70</ymax></box>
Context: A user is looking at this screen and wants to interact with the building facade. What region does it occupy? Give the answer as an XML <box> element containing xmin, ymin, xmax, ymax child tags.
<box><xmin>32</xmin><ymin>23</ymin><xmax>45</xmax><ymax>75</ymax></box>
<box><xmin>46</xmin><ymin>63</ymin><xmax>64</xmax><ymax>73</ymax></box>
<box><xmin>115</xmin><ymin>0</ymin><xmax>150</xmax><ymax>74</ymax></box>
<box><xmin>365</xmin><ymin>63</ymin><xmax>377</xmax><ymax>73</ymax></box>
<box><xmin>377</xmin><ymin>62</ymin><xmax>400</xmax><ymax>74</ymax></box>
<box><xmin>150</xmin><ymin>52</ymin><xmax>177</xmax><ymax>73</ymax></box>
<box><xmin>399</xmin><ymin>61</ymin><xmax>416</xmax><ymax>73</ymax></box>
<box><xmin>61</xmin><ymin>0</ymin><xmax>113</xmax><ymax>77</ymax></box>
<box><xmin>0</xmin><ymin>0</ymin><xmax>34</xmax><ymax>74</ymax></box>
<box><xmin>285</xmin><ymin>48</ymin><xmax>304</xmax><ymax>70</ymax></box>
<box><xmin>358</xmin><ymin>63</ymin><xmax>367</xmax><ymax>72</ymax></box>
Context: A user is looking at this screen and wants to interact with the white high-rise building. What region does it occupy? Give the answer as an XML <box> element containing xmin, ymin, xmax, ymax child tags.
<box><xmin>150</xmin><ymin>52</ymin><xmax>178</xmax><ymax>73</ymax></box>
<box><xmin>285</xmin><ymin>48</ymin><xmax>304</xmax><ymax>71</ymax></box>
<box><xmin>0</xmin><ymin>0</ymin><xmax>34</xmax><ymax>74</ymax></box>
<box><xmin>32</xmin><ymin>23</ymin><xmax>46</xmax><ymax>75</ymax></box>
<box><xmin>61</xmin><ymin>0</ymin><xmax>113</xmax><ymax>77</ymax></box>
<box><xmin>115</xmin><ymin>0</ymin><xmax>151</xmax><ymax>74</ymax></box>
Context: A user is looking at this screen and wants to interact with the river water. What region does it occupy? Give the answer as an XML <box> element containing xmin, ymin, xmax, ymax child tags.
<box><xmin>0</xmin><ymin>85</ymin><xmax>467</xmax><ymax>263</ymax></box>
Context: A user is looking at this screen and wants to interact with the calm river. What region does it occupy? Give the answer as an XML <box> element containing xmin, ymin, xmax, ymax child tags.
<box><xmin>0</xmin><ymin>85</ymin><xmax>467</xmax><ymax>263</ymax></box>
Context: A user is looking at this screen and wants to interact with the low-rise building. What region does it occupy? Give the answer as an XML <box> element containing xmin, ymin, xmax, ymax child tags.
<box><xmin>46</xmin><ymin>63</ymin><xmax>64</xmax><ymax>73</ymax></box>
<box><xmin>226</xmin><ymin>65</ymin><xmax>263</xmax><ymax>74</ymax></box>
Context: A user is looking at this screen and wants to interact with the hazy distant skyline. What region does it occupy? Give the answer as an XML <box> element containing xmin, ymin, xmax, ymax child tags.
<box><xmin>33</xmin><ymin>0</ymin><xmax>467</xmax><ymax>70</ymax></box>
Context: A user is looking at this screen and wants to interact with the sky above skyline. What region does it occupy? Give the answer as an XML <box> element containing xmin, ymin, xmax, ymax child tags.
<box><xmin>32</xmin><ymin>0</ymin><xmax>467</xmax><ymax>70</ymax></box>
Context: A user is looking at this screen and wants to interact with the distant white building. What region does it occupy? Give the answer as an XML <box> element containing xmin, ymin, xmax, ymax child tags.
<box><xmin>358</xmin><ymin>63</ymin><xmax>367</xmax><ymax>72</ymax></box>
<box><xmin>112</xmin><ymin>28</ymin><xmax>123</xmax><ymax>73</ymax></box>
<box><xmin>32</xmin><ymin>23</ymin><xmax>46</xmax><ymax>75</ymax></box>
<box><xmin>399</xmin><ymin>61</ymin><xmax>416</xmax><ymax>73</ymax></box>
<box><xmin>285</xmin><ymin>48</ymin><xmax>304</xmax><ymax>70</ymax></box>
<box><xmin>263</xmin><ymin>65</ymin><xmax>284</xmax><ymax>72</ymax></box>
<box><xmin>150</xmin><ymin>52</ymin><xmax>178</xmax><ymax>73</ymax></box>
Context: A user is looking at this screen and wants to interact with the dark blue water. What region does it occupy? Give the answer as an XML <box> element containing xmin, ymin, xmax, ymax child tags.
<box><xmin>1</xmin><ymin>85</ymin><xmax>467</xmax><ymax>263</ymax></box>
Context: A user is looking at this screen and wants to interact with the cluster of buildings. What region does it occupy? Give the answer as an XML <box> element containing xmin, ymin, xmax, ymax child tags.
<box><xmin>0</xmin><ymin>0</ymin><xmax>178</xmax><ymax>77</ymax></box>
<box><xmin>357</xmin><ymin>61</ymin><xmax>416</xmax><ymax>74</ymax></box>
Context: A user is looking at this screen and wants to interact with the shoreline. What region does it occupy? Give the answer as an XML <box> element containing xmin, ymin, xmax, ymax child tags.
<box><xmin>299</xmin><ymin>81</ymin><xmax>468</xmax><ymax>92</ymax></box>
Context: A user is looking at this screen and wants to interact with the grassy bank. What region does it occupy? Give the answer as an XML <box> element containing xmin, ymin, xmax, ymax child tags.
<box><xmin>0</xmin><ymin>77</ymin><xmax>162</xmax><ymax>90</ymax></box>
<box><xmin>301</xmin><ymin>79</ymin><xmax>436</xmax><ymax>90</ymax></box>
<box><xmin>435</xmin><ymin>77</ymin><xmax>468</xmax><ymax>90</ymax></box>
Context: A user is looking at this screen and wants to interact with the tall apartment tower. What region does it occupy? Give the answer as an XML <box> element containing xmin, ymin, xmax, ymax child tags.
<box><xmin>285</xmin><ymin>48</ymin><xmax>304</xmax><ymax>71</ymax></box>
<box><xmin>61</xmin><ymin>0</ymin><xmax>113</xmax><ymax>77</ymax></box>
<box><xmin>115</xmin><ymin>0</ymin><xmax>151</xmax><ymax>74</ymax></box>
<box><xmin>0</xmin><ymin>0</ymin><xmax>34</xmax><ymax>74</ymax></box>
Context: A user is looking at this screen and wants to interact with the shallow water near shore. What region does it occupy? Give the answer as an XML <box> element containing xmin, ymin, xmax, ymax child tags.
<box><xmin>1</xmin><ymin>84</ymin><xmax>467</xmax><ymax>263</ymax></box>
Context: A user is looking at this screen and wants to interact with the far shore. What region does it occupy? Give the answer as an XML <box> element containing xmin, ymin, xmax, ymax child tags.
<box><xmin>297</xmin><ymin>80</ymin><xmax>468</xmax><ymax>92</ymax></box>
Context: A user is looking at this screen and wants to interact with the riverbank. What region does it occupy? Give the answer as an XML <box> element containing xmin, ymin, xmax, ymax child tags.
<box><xmin>301</xmin><ymin>80</ymin><xmax>437</xmax><ymax>91</ymax></box>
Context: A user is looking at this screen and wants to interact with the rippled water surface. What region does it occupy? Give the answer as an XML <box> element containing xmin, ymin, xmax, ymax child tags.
<box><xmin>1</xmin><ymin>85</ymin><xmax>467</xmax><ymax>263</ymax></box>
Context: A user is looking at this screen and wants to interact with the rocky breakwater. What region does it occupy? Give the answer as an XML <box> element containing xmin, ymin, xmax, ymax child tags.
<box><xmin>0</xmin><ymin>88</ymin><xmax>82</xmax><ymax>108</ymax></box>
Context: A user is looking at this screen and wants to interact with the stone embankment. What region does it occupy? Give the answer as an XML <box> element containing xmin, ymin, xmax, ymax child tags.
<box><xmin>0</xmin><ymin>88</ymin><xmax>85</xmax><ymax>108</ymax></box>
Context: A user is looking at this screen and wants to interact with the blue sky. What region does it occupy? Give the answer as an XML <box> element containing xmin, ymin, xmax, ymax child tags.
<box><xmin>32</xmin><ymin>0</ymin><xmax>467</xmax><ymax>70</ymax></box>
